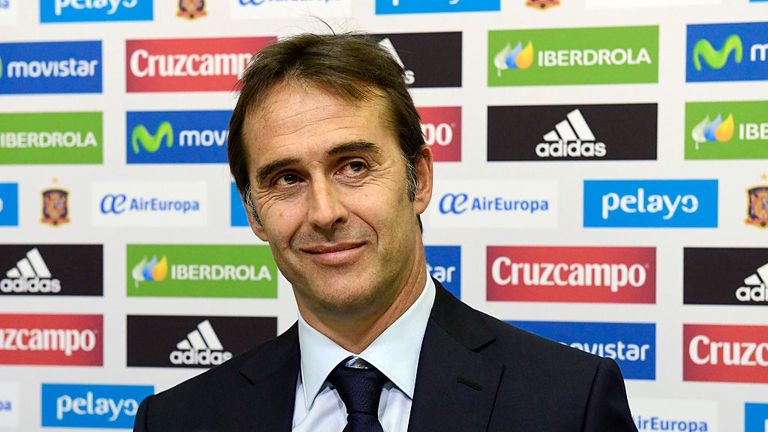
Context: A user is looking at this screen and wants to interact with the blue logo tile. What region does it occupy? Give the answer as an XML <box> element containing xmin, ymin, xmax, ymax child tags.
<box><xmin>425</xmin><ymin>245</ymin><xmax>461</xmax><ymax>298</ymax></box>
<box><xmin>40</xmin><ymin>0</ymin><xmax>153</xmax><ymax>23</ymax></box>
<box><xmin>687</xmin><ymin>22</ymin><xmax>768</xmax><ymax>82</ymax></box>
<box><xmin>231</xmin><ymin>182</ymin><xmax>249</xmax><ymax>227</ymax></box>
<box><xmin>0</xmin><ymin>41</ymin><xmax>102</xmax><ymax>94</ymax></box>
<box><xmin>509</xmin><ymin>320</ymin><xmax>656</xmax><ymax>380</ymax></box>
<box><xmin>41</xmin><ymin>383</ymin><xmax>153</xmax><ymax>428</ymax></box>
<box><xmin>0</xmin><ymin>183</ymin><xmax>18</xmax><ymax>226</ymax></box>
<box><xmin>376</xmin><ymin>0</ymin><xmax>500</xmax><ymax>14</ymax></box>
<box><xmin>584</xmin><ymin>179</ymin><xmax>718</xmax><ymax>228</ymax></box>
<box><xmin>745</xmin><ymin>403</ymin><xmax>768</xmax><ymax>432</ymax></box>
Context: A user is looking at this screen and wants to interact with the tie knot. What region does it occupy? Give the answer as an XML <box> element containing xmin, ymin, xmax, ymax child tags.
<box><xmin>328</xmin><ymin>357</ymin><xmax>389</xmax><ymax>417</ymax></box>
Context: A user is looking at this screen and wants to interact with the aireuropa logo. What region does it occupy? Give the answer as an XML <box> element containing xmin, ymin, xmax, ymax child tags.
<box><xmin>374</xmin><ymin>33</ymin><xmax>462</xmax><ymax>88</ymax></box>
<box><xmin>127</xmin><ymin>315</ymin><xmax>276</xmax><ymax>368</ymax></box>
<box><xmin>92</xmin><ymin>181</ymin><xmax>207</xmax><ymax>227</ymax></box>
<box><xmin>0</xmin><ymin>112</ymin><xmax>102</xmax><ymax>164</ymax></box>
<box><xmin>425</xmin><ymin>246</ymin><xmax>461</xmax><ymax>298</ymax></box>
<box><xmin>0</xmin><ymin>245</ymin><xmax>102</xmax><ymax>296</ymax></box>
<box><xmin>583</xmin><ymin>179</ymin><xmax>718</xmax><ymax>228</ymax></box>
<box><xmin>687</xmin><ymin>22</ymin><xmax>768</xmax><ymax>82</ymax></box>
<box><xmin>745</xmin><ymin>403</ymin><xmax>768</xmax><ymax>432</ymax></box>
<box><xmin>0</xmin><ymin>183</ymin><xmax>18</xmax><ymax>226</ymax></box>
<box><xmin>126</xmin><ymin>37</ymin><xmax>274</xmax><ymax>92</ymax></box>
<box><xmin>0</xmin><ymin>314</ymin><xmax>102</xmax><ymax>366</ymax></box>
<box><xmin>684</xmin><ymin>324</ymin><xmax>768</xmax><ymax>383</ymax></box>
<box><xmin>0</xmin><ymin>382</ymin><xmax>19</xmax><ymax>428</ymax></box>
<box><xmin>41</xmin><ymin>384</ymin><xmax>153</xmax><ymax>428</ymax></box>
<box><xmin>488</xmin><ymin>246</ymin><xmax>656</xmax><ymax>303</ymax></box>
<box><xmin>427</xmin><ymin>180</ymin><xmax>557</xmax><ymax>229</ymax></box>
<box><xmin>127</xmin><ymin>244</ymin><xmax>277</xmax><ymax>298</ymax></box>
<box><xmin>418</xmin><ymin>106</ymin><xmax>461</xmax><ymax>162</ymax></box>
<box><xmin>684</xmin><ymin>248</ymin><xmax>768</xmax><ymax>305</ymax></box>
<box><xmin>686</xmin><ymin>101</ymin><xmax>768</xmax><ymax>159</ymax></box>
<box><xmin>127</xmin><ymin>110</ymin><xmax>230</xmax><ymax>163</ymax></box>
<box><xmin>488</xmin><ymin>104</ymin><xmax>657</xmax><ymax>161</ymax></box>
<box><xmin>631</xmin><ymin>399</ymin><xmax>717</xmax><ymax>432</ymax></box>
<box><xmin>0</xmin><ymin>0</ymin><xmax>17</xmax><ymax>26</ymax></box>
<box><xmin>489</xmin><ymin>26</ymin><xmax>658</xmax><ymax>86</ymax></box>
<box><xmin>376</xmin><ymin>0</ymin><xmax>500</xmax><ymax>14</ymax></box>
<box><xmin>40</xmin><ymin>0</ymin><xmax>153</xmax><ymax>23</ymax></box>
<box><xmin>231</xmin><ymin>0</ymin><xmax>350</xmax><ymax>19</ymax></box>
<box><xmin>0</xmin><ymin>41</ymin><xmax>101</xmax><ymax>94</ymax></box>
<box><xmin>510</xmin><ymin>320</ymin><xmax>656</xmax><ymax>380</ymax></box>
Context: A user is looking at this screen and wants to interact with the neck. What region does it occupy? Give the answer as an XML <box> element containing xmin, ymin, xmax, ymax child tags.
<box><xmin>297</xmin><ymin>252</ymin><xmax>428</xmax><ymax>354</ymax></box>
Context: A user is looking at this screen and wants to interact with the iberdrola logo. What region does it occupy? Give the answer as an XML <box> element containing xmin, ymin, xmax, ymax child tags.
<box><xmin>494</xmin><ymin>41</ymin><xmax>534</xmax><ymax>76</ymax></box>
<box><xmin>132</xmin><ymin>256</ymin><xmax>168</xmax><ymax>287</ymax></box>
<box><xmin>131</xmin><ymin>121</ymin><xmax>173</xmax><ymax>155</ymax></box>
<box><xmin>691</xmin><ymin>114</ymin><xmax>734</xmax><ymax>150</ymax></box>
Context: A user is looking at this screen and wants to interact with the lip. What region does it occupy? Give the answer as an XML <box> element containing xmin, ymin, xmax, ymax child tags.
<box><xmin>300</xmin><ymin>242</ymin><xmax>365</xmax><ymax>266</ymax></box>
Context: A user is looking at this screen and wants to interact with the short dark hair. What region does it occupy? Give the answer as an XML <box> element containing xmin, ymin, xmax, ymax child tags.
<box><xmin>227</xmin><ymin>33</ymin><xmax>425</xmax><ymax>224</ymax></box>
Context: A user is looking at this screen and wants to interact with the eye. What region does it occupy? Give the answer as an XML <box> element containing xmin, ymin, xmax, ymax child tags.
<box><xmin>274</xmin><ymin>172</ymin><xmax>301</xmax><ymax>186</ymax></box>
<box><xmin>338</xmin><ymin>160</ymin><xmax>367</xmax><ymax>176</ymax></box>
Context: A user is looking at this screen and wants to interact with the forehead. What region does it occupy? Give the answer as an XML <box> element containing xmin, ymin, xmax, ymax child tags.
<box><xmin>242</xmin><ymin>82</ymin><xmax>396</xmax><ymax>164</ymax></box>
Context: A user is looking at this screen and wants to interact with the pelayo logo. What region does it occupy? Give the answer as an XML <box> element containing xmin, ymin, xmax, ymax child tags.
<box><xmin>93</xmin><ymin>181</ymin><xmax>207</xmax><ymax>227</ymax></box>
<box><xmin>583</xmin><ymin>179</ymin><xmax>718</xmax><ymax>228</ymax></box>
<box><xmin>127</xmin><ymin>111</ymin><xmax>231</xmax><ymax>163</ymax></box>
<box><xmin>0</xmin><ymin>245</ymin><xmax>103</xmax><ymax>296</ymax></box>
<box><xmin>631</xmin><ymin>399</ymin><xmax>717</xmax><ymax>432</ymax></box>
<box><xmin>127</xmin><ymin>244</ymin><xmax>277</xmax><ymax>298</ymax></box>
<box><xmin>425</xmin><ymin>246</ymin><xmax>461</xmax><ymax>298</ymax></box>
<box><xmin>41</xmin><ymin>384</ymin><xmax>153</xmax><ymax>429</ymax></box>
<box><xmin>489</xmin><ymin>26</ymin><xmax>658</xmax><ymax>86</ymax></box>
<box><xmin>510</xmin><ymin>320</ymin><xmax>656</xmax><ymax>380</ymax></box>
<box><xmin>0</xmin><ymin>314</ymin><xmax>102</xmax><ymax>366</ymax></box>
<box><xmin>684</xmin><ymin>248</ymin><xmax>768</xmax><ymax>305</ymax></box>
<box><xmin>0</xmin><ymin>41</ymin><xmax>101</xmax><ymax>94</ymax></box>
<box><xmin>745</xmin><ymin>403</ymin><xmax>768</xmax><ymax>432</ymax></box>
<box><xmin>417</xmin><ymin>106</ymin><xmax>461</xmax><ymax>162</ymax></box>
<box><xmin>488</xmin><ymin>246</ymin><xmax>656</xmax><ymax>304</ymax></box>
<box><xmin>376</xmin><ymin>0</ymin><xmax>500</xmax><ymax>14</ymax></box>
<box><xmin>488</xmin><ymin>104</ymin><xmax>657</xmax><ymax>161</ymax></box>
<box><xmin>687</xmin><ymin>22</ymin><xmax>768</xmax><ymax>82</ymax></box>
<box><xmin>686</xmin><ymin>101</ymin><xmax>768</xmax><ymax>159</ymax></box>
<box><xmin>684</xmin><ymin>324</ymin><xmax>768</xmax><ymax>383</ymax></box>
<box><xmin>40</xmin><ymin>0</ymin><xmax>153</xmax><ymax>23</ymax></box>
<box><xmin>231</xmin><ymin>0</ymin><xmax>351</xmax><ymax>19</ymax></box>
<box><xmin>127</xmin><ymin>315</ymin><xmax>276</xmax><ymax>368</ymax></box>
<box><xmin>427</xmin><ymin>180</ymin><xmax>557</xmax><ymax>229</ymax></box>
<box><xmin>0</xmin><ymin>184</ymin><xmax>18</xmax><ymax>226</ymax></box>
<box><xmin>0</xmin><ymin>112</ymin><xmax>102</xmax><ymax>164</ymax></box>
<box><xmin>126</xmin><ymin>37</ymin><xmax>274</xmax><ymax>92</ymax></box>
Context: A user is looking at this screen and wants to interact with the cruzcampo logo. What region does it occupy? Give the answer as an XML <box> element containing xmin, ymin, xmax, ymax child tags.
<box><xmin>686</xmin><ymin>101</ymin><xmax>768</xmax><ymax>159</ymax></box>
<box><xmin>692</xmin><ymin>35</ymin><xmax>743</xmax><ymax>71</ymax></box>
<box><xmin>488</xmin><ymin>26</ymin><xmax>658</xmax><ymax>86</ymax></box>
<box><xmin>131</xmin><ymin>121</ymin><xmax>173</xmax><ymax>154</ymax></box>
<box><xmin>0</xmin><ymin>112</ymin><xmax>102</xmax><ymax>164</ymax></box>
<box><xmin>127</xmin><ymin>244</ymin><xmax>278</xmax><ymax>298</ymax></box>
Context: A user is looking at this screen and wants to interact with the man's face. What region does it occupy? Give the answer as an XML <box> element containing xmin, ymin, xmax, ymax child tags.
<box><xmin>243</xmin><ymin>83</ymin><xmax>433</xmax><ymax>318</ymax></box>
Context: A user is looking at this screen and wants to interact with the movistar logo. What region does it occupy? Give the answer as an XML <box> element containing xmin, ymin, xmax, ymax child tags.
<box><xmin>0</xmin><ymin>57</ymin><xmax>4</xmax><ymax>79</ymax></box>
<box><xmin>692</xmin><ymin>34</ymin><xmax>743</xmax><ymax>71</ymax></box>
<box><xmin>131</xmin><ymin>122</ymin><xmax>173</xmax><ymax>154</ymax></box>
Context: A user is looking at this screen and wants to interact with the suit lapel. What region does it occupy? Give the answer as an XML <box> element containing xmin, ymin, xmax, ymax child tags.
<box><xmin>238</xmin><ymin>323</ymin><xmax>300</xmax><ymax>432</ymax></box>
<box><xmin>407</xmin><ymin>283</ymin><xmax>505</xmax><ymax>432</ymax></box>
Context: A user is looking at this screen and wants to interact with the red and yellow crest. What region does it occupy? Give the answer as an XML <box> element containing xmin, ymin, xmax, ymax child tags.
<box><xmin>526</xmin><ymin>0</ymin><xmax>560</xmax><ymax>10</ymax></box>
<box><xmin>41</xmin><ymin>188</ymin><xmax>70</xmax><ymax>227</ymax></box>
<box><xmin>746</xmin><ymin>185</ymin><xmax>768</xmax><ymax>229</ymax></box>
<box><xmin>178</xmin><ymin>0</ymin><xmax>207</xmax><ymax>19</ymax></box>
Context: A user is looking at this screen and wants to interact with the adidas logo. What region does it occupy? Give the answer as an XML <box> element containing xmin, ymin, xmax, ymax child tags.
<box><xmin>378</xmin><ymin>38</ymin><xmax>415</xmax><ymax>85</ymax></box>
<box><xmin>169</xmin><ymin>320</ymin><xmax>232</xmax><ymax>366</ymax></box>
<box><xmin>536</xmin><ymin>109</ymin><xmax>607</xmax><ymax>158</ymax></box>
<box><xmin>736</xmin><ymin>262</ymin><xmax>768</xmax><ymax>302</ymax></box>
<box><xmin>0</xmin><ymin>248</ymin><xmax>61</xmax><ymax>294</ymax></box>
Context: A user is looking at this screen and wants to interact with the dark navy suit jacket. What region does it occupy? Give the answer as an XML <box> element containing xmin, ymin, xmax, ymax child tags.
<box><xmin>133</xmin><ymin>281</ymin><xmax>638</xmax><ymax>431</ymax></box>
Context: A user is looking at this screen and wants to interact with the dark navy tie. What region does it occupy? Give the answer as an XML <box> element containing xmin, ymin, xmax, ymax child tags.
<box><xmin>328</xmin><ymin>357</ymin><xmax>389</xmax><ymax>432</ymax></box>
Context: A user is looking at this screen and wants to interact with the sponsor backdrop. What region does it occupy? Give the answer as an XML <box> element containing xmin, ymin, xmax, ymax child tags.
<box><xmin>0</xmin><ymin>1</ymin><xmax>766</xmax><ymax>430</ymax></box>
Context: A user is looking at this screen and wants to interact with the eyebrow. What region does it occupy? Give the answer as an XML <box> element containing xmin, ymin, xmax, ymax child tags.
<box><xmin>254</xmin><ymin>140</ymin><xmax>382</xmax><ymax>186</ymax></box>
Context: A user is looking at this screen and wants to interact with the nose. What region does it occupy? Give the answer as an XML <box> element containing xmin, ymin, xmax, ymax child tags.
<box><xmin>307</xmin><ymin>178</ymin><xmax>348</xmax><ymax>232</ymax></box>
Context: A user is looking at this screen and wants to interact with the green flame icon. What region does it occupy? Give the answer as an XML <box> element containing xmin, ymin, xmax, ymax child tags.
<box><xmin>131</xmin><ymin>121</ymin><xmax>174</xmax><ymax>154</ymax></box>
<box><xmin>693</xmin><ymin>34</ymin><xmax>743</xmax><ymax>71</ymax></box>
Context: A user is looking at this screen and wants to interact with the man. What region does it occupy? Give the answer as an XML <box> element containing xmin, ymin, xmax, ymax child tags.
<box><xmin>133</xmin><ymin>33</ymin><xmax>638</xmax><ymax>432</ymax></box>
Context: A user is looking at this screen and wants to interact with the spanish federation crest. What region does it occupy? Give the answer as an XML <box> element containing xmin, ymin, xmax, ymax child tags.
<box><xmin>177</xmin><ymin>0</ymin><xmax>207</xmax><ymax>19</ymax></box>
<box><xmin>526</xmin><ymin>0</ymin><xmax>560</xmax><ymax>10</ymax></box>
<box><xmin>41</xmin><ymin>188</ymin><xmax>70</xmax><ymax>227</ymax></box>
<box><xmin>746</xmin><ymin>186</ymin><xmax>768</xmax><ymax>229</ymax></box>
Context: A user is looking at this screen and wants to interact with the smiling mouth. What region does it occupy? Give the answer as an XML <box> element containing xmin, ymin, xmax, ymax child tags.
<box><xmin>300</xmin><ymin>242</ymin><xmax>365</xmax><ymax>265</ymax></box>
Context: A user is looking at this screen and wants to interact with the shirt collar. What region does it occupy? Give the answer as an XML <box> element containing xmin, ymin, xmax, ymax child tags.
<box><xmin>297</xmin><ymin>275</ymin><xmax>436</xmax><ymax>410</ymax></box>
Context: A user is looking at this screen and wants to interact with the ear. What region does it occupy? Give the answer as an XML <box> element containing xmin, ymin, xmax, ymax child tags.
<box><xmin>412</xmin><ymin>145</ymin><xmax>434</xmax><ymax>215</ymax></box>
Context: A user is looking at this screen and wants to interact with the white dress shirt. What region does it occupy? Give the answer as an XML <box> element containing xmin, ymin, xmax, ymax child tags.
<box><xmin>291</xmin><ymin>276</ymin><xmax>436</xmax><ymax>432</ymax></box>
